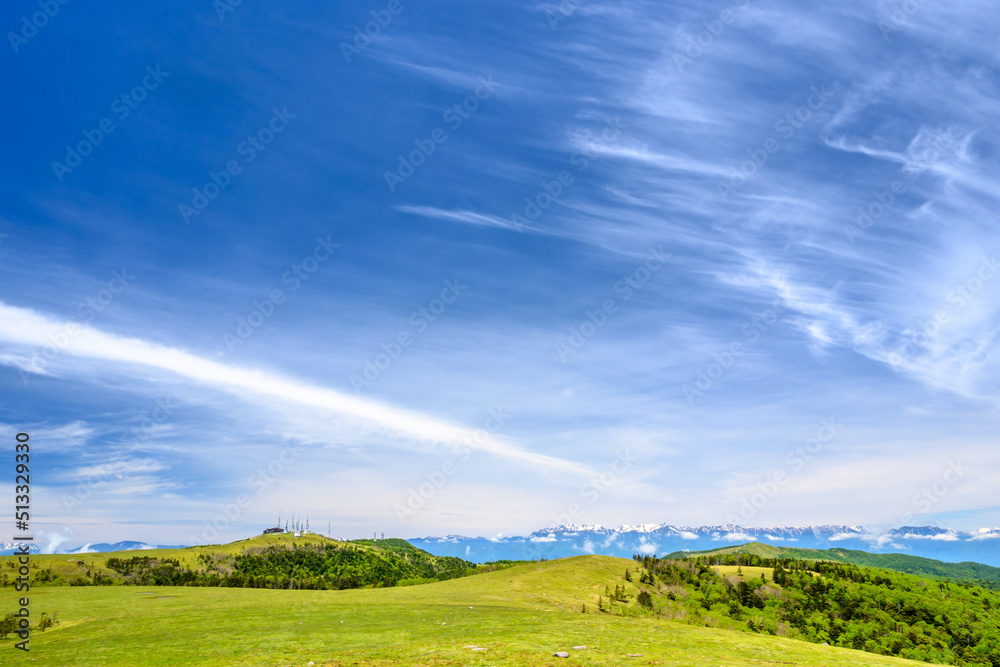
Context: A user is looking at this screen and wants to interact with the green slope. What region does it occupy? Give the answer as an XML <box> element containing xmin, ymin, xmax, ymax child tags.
<box><xmin>0</xmin><ymin>554</ymin><xmax>936</xmax><ymax>666</ymax></box>
<box><xmin>0</xmin><ymin>533</ymin><xmax>475</xmax><ymax>589</ymax></box>
<box><xmin>633</xmin><ymin>554</ymin><xmax>1000</xmax><ymax>665</ymax></box>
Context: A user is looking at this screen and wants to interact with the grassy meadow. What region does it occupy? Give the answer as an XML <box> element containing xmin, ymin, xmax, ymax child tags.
<box><xmin>0</xmin><ymin>552</ymin><xmax>939</xmax><ymax>666</ymax></box>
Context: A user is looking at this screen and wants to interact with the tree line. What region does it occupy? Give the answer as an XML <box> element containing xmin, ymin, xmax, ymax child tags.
<box><xmin>622</xmin><ymin>553</ymin><xmax>1000</xmax><ymax>666</ymax></box>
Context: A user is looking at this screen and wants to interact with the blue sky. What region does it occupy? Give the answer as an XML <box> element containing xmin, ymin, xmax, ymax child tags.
<box><xmin>2</xmin><ymin>0</ymin><xmax>999</xmax><ymax>549</ymax></box>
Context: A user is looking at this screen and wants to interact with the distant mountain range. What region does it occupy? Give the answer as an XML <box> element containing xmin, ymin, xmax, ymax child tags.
<box><xmin>6</xmin><ymin>524</ymin><xmax>999</xmax><ymax>565</ymax></box>
<box><xmin>408</xmin><ymin>524</ymin><xmax>1000</xmax><ymax>566</ymax></box>
<box><xmin>0</xmin><ymin>540</ymin><xmax>183</xmax><ymax>556</ymax></box>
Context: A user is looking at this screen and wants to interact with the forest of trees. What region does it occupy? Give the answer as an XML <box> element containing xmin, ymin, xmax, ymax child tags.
<box><xmin>1</xmin><ymin>540</ymin><xmax>538</xmax><ymax>592</ymax></box>
<box><xmin>90</xmin><ymin>543</ymin><xmax>477</xmax><ymax>590</ymax></box>
<box><xmin>626</xmin><ymin>553</ymin><xmax>1000</xmax><ymax>666</ymax></box>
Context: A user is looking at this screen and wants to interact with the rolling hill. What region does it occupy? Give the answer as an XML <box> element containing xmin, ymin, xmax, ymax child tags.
<box><xmin>0</xmin><ymin>533</ymin><xmax>476</xmax><ymax>590</ymax></box>
<box><xmin>0</xmin><ymin>550</ymin><xmax>949</xmax><ymax>666</ymax></box>
<box><xmin>666</xmin><ymin>542</ymin><xmax>1000</xmax><ymax>589</ymax></box>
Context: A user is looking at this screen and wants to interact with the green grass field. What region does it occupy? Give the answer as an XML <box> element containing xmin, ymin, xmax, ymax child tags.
<box><xmin>711</xmin><ymin>564</ymin><xmax>773</xmax><ymax>580</ymax></box>
<box><xmin>0</xmin><ymin>554</ymin><xmax>938</xmax><ymax>666</ymax></box>
<box><xmin>709</xmin><ymin>565</ymin><xmax>819</xmax><ymax>581</ymax></box>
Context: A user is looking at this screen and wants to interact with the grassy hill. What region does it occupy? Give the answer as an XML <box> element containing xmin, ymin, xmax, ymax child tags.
<box><xmin>637</xmin><ymin>552</ymin><xmax>1000</xmax><ymax>664</ymax></box>
<box><xmin>666</xmin><ymin>542</ymin><xmax>1000</xmax><ymax>588</ymax></box>
<box><xmin>0</xmin><ymin>553</ymin><xmax>940</xmax><ymax>666</ymax></box>
<box><xmin>0</xmin><ymin>534</ymin><xmax>475</xmax><ymax>589</ymax></box>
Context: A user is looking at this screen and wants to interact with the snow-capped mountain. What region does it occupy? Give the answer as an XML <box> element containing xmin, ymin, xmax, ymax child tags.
<box><xmin>64</xmin><ymin>541</ymin><xmax>187</xmax><ymax>554</ymax></box>
<box><xmin>4</xmin><ymin>526</ymin><xmax>998</xmax><ymax>565</ymax></box>
<box><xmin>0</xmin><ymin>541</ymin><xmax>41</xmax><ymax>556</ymax></box>
<box><xmin>408</xmin><ymin>524</ymin><xmax>1000</xmax><ymax>565</ymax></box>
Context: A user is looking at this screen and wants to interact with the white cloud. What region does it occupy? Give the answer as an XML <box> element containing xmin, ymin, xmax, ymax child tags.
<box><xmin>716</xmin><ymin>532</ymin><xmax>757</xmax><ymax>542</ymax></box>
<box><xmin>0</xmin><ymin>302</ymin><xmax>590</xmax><ymax>475</ymax></box>
<box><xmin>898</xmin><ymin>532</ymin><xmax>960</xmax><ymax>542</ymax></box>
<box><xmin>38</xmin><ymin>528</ymin><xmax>73</xmax><ymax>555</ymax></box>
<box><xmin>395</xmin><ymin>205</ymin><xmax>537</xmax><ymax>233</ymax></box>
<box><xmin>969</xmin><ymin>530</ymin><xmax>1000</xmax><ymax>541</ymax></box>
<box><xmin>828</xmin><ymin>532</ymin><xmax>859</xmax><ymax>542</ymax></box>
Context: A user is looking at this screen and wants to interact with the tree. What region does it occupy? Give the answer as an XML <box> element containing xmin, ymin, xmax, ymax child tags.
<box><xmin>637</xmin><ymin>591</ymin><xmax>653</xmax><ymax>609</ymax></box>
<box><xmin>39</xmin><ymin>612</ymin><xmax>54</xmax><ymax>632</ymax></box>
<box><xmin>0</xmin><ymin>613</ymin><xmax>15</xmax><ymax>640</ymax></box>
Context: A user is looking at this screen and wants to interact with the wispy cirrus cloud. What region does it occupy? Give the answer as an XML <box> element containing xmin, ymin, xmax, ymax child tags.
<box><xmin>0</xmin><ymin>301</ymin><xmax>588</xmax><ymax>475</ymax></box>
<box><xmin>395</xmin><ymin>205</ymin><xmax>540</xmax><ymax>233</ymax></box>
